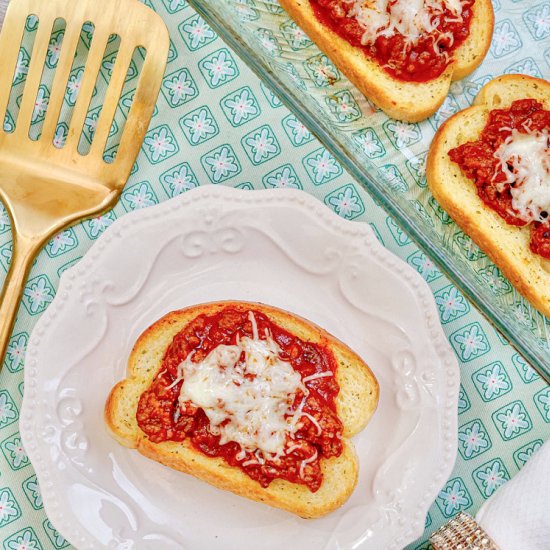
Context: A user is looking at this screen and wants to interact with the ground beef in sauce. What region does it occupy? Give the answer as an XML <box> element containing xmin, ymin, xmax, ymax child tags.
<box><xmin>136</xmin><ymin>308</ymin><xmax>344</xmax><ymax>492</ymax></box>
<box><xmin>448</xmin><ymin>99</ymin><xmax>550</xmax><ymax>258</ymax></box>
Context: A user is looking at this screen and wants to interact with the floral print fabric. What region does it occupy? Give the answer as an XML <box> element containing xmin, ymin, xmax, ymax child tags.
<box><xmin>0</xmin><ymin>1</ymin><xmax>548</xmax><ymax>549</ymax></box>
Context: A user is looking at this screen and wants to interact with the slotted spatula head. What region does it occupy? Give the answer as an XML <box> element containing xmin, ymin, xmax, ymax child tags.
<box><xmin>0</xmin><ymin>0</ymin><xmax>169</xmax><ymax>368</ymax></box>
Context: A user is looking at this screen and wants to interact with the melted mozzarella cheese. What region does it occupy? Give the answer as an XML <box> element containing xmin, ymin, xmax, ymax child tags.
<box><xmin>175</xmin><ymin>312</ymin><xmax>307</xmax><ymax>459</ymax></box>
<box><xmin>348</xmin><ymin>0</ymin><xmax>464</xmax><ymax>47</ymax></box>
<box><xmin>494</xmin><ymin>129</ymin><xmax>550</xmax><ymax>223</ymax></box>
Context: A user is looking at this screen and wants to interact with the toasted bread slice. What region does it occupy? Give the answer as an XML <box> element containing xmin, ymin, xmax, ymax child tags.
<box><xmin>105</xmin><ymin>301</ymin><xmax>379</xmax><ymax>518</ymax></box>
<box><xmin>278</xmin><ymin>0</ymin><xmax>494</xmax><ymax>122</ymax></box>
<box><xmin>427</xmin><ymin>75</ymin><xmax>550</xmax><ymax>317</ymax></box>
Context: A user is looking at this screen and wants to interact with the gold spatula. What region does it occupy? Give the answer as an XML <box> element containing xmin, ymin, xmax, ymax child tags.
<box><xmin>0</xmin><ymin>0</ymin><xmax>169</xmax><ymax>369</ymax></box>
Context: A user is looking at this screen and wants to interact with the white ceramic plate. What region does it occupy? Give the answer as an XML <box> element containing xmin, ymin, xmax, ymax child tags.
<box><xmin>21</xmin><ymin>186</ymin><xmax>459</xmax><ymax>550</ymax></box>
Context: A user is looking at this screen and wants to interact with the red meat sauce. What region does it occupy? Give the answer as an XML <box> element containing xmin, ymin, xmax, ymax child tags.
<box><xmin>311</xmin><ymin>0</ymin><xmax>474</xmax><ymax>82</ymax></box>
<box><xmin>449</xmin><ymin>99</ymin><xmax>550</xmax><ymax>258</ymax></box>
<box><xmin>136</xmin><ymin>308</ymin><xmax>343</xmax><ymax>492</ymax></box>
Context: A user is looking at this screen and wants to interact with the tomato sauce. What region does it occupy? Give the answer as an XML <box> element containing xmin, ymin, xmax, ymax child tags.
<box><xmin>449</xmin><ymin>99</ymin><xmax>550</xmax><ymax>258</ymax></box>
<box><xmin>310</xmin><ymin>0</ymin><xmax>475</xmax><ymax>82</ymax></box>
<box><xmin>136</xmin><ymin>308</ymin><xmax>343</xmax><ymax>492</ymax></box>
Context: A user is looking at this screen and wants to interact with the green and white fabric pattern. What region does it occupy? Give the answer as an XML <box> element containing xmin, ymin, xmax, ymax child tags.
<box><xmin>0</xmin><ymin>0</ymin><xmax>549</xmax><ymax>548</ymax></box>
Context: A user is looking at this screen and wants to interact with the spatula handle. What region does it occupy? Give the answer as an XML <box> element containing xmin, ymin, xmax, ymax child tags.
<box><xmin>0</xmin><ymin>237</ymin><xmax>40</xmax><ymax>373</ymax></box>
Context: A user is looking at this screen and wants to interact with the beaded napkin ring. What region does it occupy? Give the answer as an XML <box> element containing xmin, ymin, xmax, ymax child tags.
<box><xmin>430</xmin><ymin>512</ymin><xmax>500</xmax><ymax>549</ymax></box>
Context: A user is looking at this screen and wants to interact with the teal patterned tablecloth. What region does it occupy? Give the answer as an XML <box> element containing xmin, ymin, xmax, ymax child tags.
<box><xmin>0</xmin><ymin>0</ymin><xmax>549</xmax><ymax>548</ymax></box>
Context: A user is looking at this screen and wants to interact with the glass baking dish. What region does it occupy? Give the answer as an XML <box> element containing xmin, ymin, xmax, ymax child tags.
<box><xmin>188</xmin><ymin>0</ymin><xmax>550</xmax><ymax>382</ymax></box>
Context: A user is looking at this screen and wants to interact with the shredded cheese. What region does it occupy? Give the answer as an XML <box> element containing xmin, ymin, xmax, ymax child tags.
<box><xmin>302</xmin><ymin>412</ymin><xmax>323</xmax><ymax>435</ymax></box>
<box><xmin>286</xmin><ymin>443</ymin><xmax>305</xmax><ymax>454</ymax></box>
<box><xmin>302</xmin><ymin>371</ymin><xmax>333</xmax><ymax>383</ymax></box>
<box><xmin>299</xmin><ymin>449</ymin><xmax>318</xmax><ymax>479</ymax></box>
<box><xmin>494</xmin><ymin>129</ymin><xmax>550</xmax><ymax>223</ymax></box>
<box><xmin>174</xmin><ymin>312</ymin><xmax>308</xmax><ymax>460</ymax></box>
<box><xmin>346</xmin><ymin>0</ymin><xmax>465</xmax><ymax>50</ymax></box>
<box><xmin>235</xmin><ymin>448</ymin><xmax>247</xmax><ymax>461</ymax></box>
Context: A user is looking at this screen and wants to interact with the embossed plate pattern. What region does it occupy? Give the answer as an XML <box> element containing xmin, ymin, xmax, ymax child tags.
<box><xmin>20</xmin><ymin>186</ymin><xmax>459</xmax><ymax>549</ymax></box>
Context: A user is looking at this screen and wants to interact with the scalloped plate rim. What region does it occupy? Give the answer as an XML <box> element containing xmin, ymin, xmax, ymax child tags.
<box><xmin>20</xmin><ymin>186</ymin><xmax>459</xmax><ymax>549</ymax></box>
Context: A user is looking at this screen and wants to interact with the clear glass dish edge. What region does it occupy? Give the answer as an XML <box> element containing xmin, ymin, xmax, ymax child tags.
<box><xmin>188</xmin><ymin>0</ymin><xmax>550</xmax><ymax>383</ymax></box>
